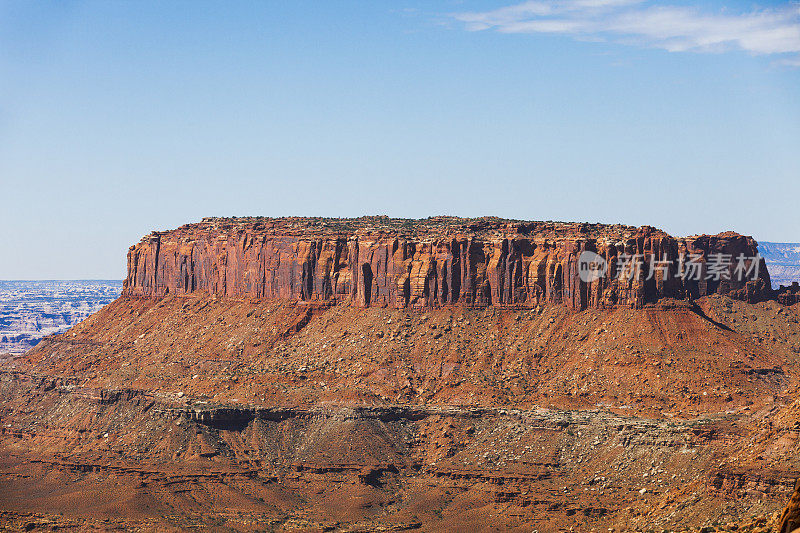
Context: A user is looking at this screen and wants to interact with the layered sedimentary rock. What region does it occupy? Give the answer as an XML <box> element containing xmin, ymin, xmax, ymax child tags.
<box><xmin>3</xmin><ymin>216</ymin><xmax>799</xmax><ymax>531</ymax></box>
<box><xmin>3</xmin><ymin>288</ymin><xmax>800</xmax><ymax>531</ymax></box>
<box><xmin>123</xmin><ymin>217</ymin><xmax>772</xmax><ymax>310</ymax></box>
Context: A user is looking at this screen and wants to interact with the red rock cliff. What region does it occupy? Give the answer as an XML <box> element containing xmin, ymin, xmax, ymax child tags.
<box><xmin>122</xmin><ymin>217</ymin><xmax>772</xmax><ymax>309</ymax></box>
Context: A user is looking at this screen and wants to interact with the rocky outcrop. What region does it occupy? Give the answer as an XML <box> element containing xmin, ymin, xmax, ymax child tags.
<box><xmin>5</xmin><ymin>248</ymin><xmax>800</xmax><ymax>531</ymax></box>
<box><xmin>123</xmin><ymin>217</ymin><xmax>772</xmax><ymax>310</ymax></box>
<box><xmin>780</xmin><ymin>478</ymin><xmax>800</xmax><ymax>533</ymax></box>
<box><xmin>777</xmin><ymin>283</ymin><xmax>800</xmax><ymax>306</ymax></box>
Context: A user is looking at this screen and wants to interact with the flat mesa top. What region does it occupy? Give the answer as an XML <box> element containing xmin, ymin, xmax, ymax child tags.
<box><xmin>142</xmin><ymin>216</ymin><xmax>654</xmax><ymax>242</ymax></box>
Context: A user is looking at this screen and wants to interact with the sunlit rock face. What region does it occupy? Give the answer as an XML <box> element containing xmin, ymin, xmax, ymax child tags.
<box><xmin>123</xmin><ymin>216</ymin><xmax>772</xmax><ymax>309</ymax></box>
<box><xmin>0</xmin><ymin>280</ymin><xmax>122</xmax><ymax>354</ymax></box>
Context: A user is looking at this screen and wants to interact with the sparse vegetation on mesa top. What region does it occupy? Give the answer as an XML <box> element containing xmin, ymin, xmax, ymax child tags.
<box><xmin>190</xmin><ymin>215</ymin><xmax>643</xmax><ymax>240</ymax></box>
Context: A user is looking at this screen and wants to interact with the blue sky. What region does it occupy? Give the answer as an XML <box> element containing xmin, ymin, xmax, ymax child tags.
<box><xmin>1</xmin><ymin>1</ymin><xmax>798</xmax><ymax>279</ymax></box>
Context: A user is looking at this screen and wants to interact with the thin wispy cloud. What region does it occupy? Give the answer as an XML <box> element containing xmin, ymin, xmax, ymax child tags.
<box><xmin>454</xmin><ymin>0</ymin><xmax>800</xmax><ymax>63</ymax></box>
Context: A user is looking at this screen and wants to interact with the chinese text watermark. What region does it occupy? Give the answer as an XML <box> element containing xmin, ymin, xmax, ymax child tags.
<box><xmin>577</xmin><ymin>252</ymin><xmax>761</xmax><ymax>284</ymax></box>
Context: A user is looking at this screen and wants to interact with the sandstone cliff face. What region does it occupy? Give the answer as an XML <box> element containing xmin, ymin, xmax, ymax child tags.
<box><xmin>123</xmin><ymin>217</ymin><xmax>772</xmax><ymax>310</ymax></box>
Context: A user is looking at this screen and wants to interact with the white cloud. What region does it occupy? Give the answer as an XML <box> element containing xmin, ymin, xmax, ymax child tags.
<box><xmin>776</xmin><ymin>56</ymin><xmax>800</xmax><ymax>67</ymax></box>
<box><xmin>454</xmin><ymin>0</ymin><xmax>800</xmax><ymax>64</ymax></box>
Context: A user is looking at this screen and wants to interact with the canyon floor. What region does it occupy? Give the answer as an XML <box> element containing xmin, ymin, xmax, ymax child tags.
<box><xmin>2</xmin><ymin>294</ymin><xmax>800</xmax><ymax>531</ymax></box>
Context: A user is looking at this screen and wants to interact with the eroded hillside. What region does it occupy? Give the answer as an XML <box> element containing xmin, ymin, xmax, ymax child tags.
<box><xmin>1</xmin><ymin>294</ymin><xmax>799</xmax><ymax>531</ymax></box>
<box><xmin>2</xmin><ymin>218</ymin><xmax>800</xmax><ymax>532</ymax></box>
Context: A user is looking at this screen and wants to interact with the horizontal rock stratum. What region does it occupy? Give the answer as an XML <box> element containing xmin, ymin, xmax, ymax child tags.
<box><xmin>124</xmin><ymin>216</ymin><xmax>772</xmax><ymax>309</ymax></box>
<box><xmin>4</xmin><ymin>215</ymin><xmax>800</xmax><ymax>531</ymax></box>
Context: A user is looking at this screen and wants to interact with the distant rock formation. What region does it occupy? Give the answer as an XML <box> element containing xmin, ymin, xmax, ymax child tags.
<box><xmin>759</xmin><ymin>242</ymin><xmax>800</xmax><ymax>289</ymax></box>
<box><xmin>0</xmin><ymin>280</ymin><xmax>122</xmax><ymax>354</ymax></box>
<box><xmin>123</xmin><ymin>217</ymin><xmax>772</xmax><ymax>310</ymax></box>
